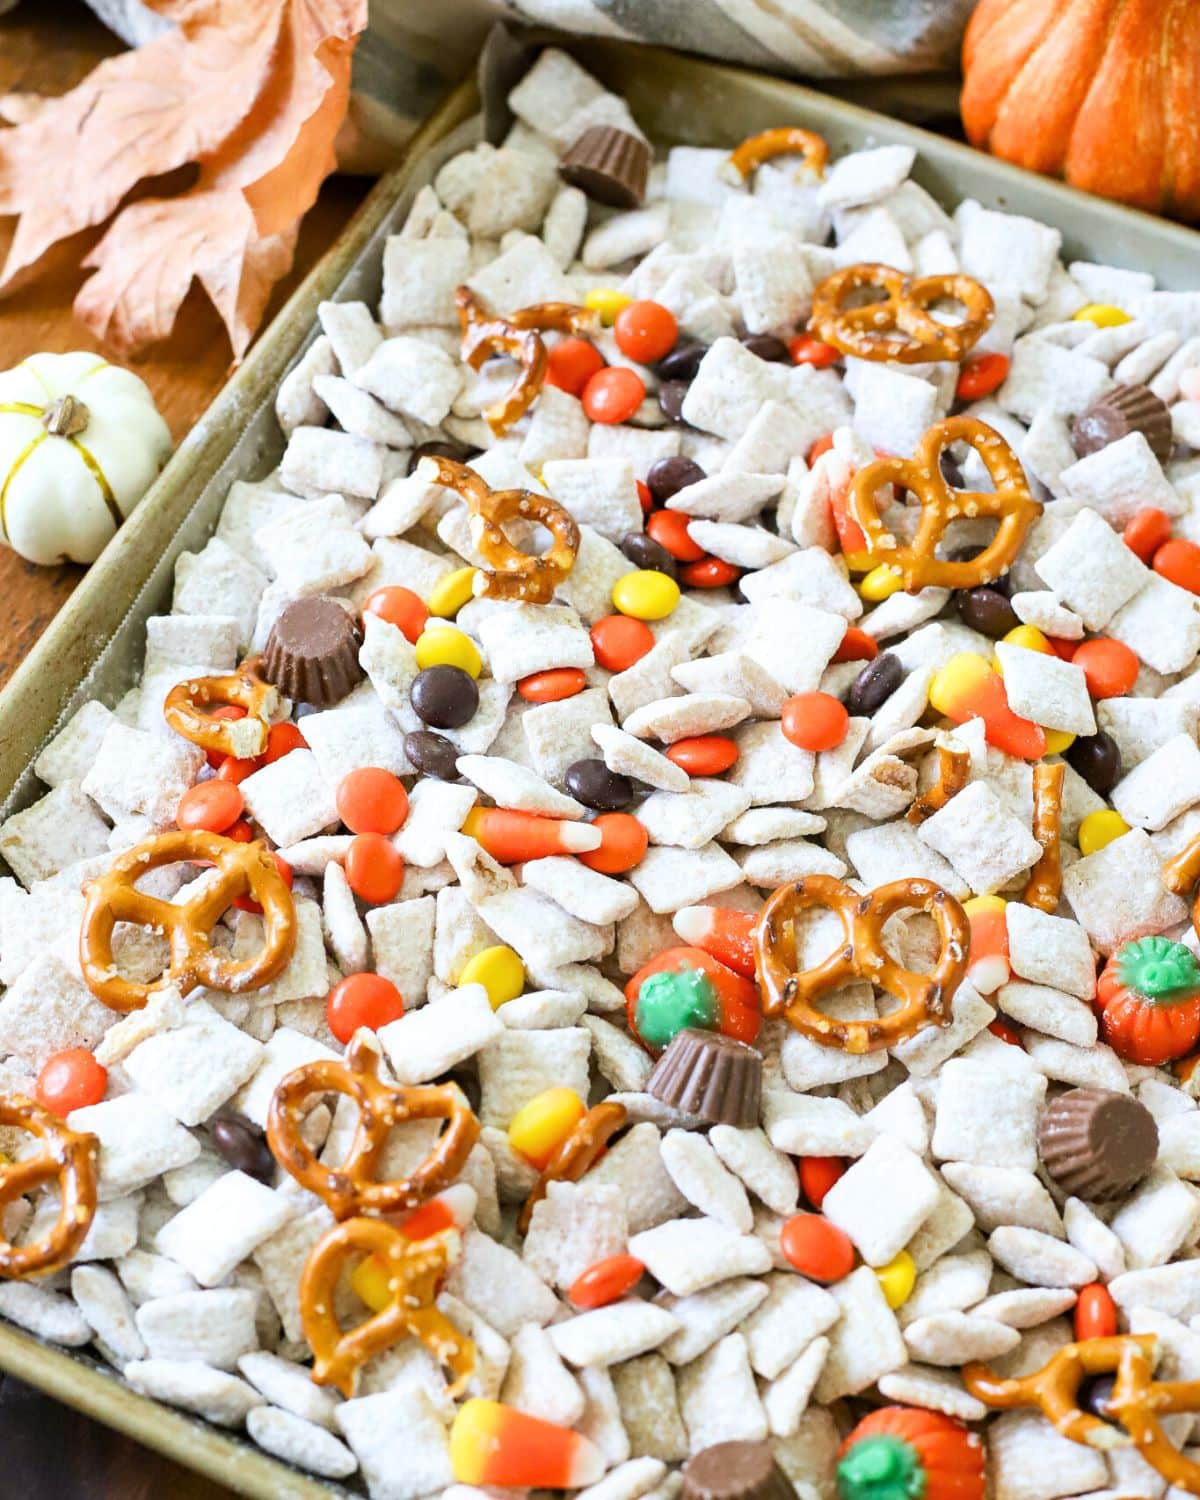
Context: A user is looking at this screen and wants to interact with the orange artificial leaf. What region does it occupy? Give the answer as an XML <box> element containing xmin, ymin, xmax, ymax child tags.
<box><xmin>0</xmin><ymin>0</ymin><xmax>367</xmax><ymax>357</ymax></box>
<box><xmin>0</xmin><ymin>12</ymin><xmax>285</xmax><ymax>280</ymax></box>
<box><xmin>0</xmin><ymin>95</ymin><xmax>48</xmax><ymax>127</ymax></box>
<box><xmin>210</xmin><ymin>27</ymin><xmax>358</xmax><ymax>239</ymax></box>
<box><xmin>74</xmin><ymin>191</ymin><xmax>297</xmax><ymax>358</ymax></box>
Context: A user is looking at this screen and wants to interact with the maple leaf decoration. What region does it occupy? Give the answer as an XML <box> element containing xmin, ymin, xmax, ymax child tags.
<box><xmin>0</xmin><ymin>0</ymin><xmax>368</xmax><ymax>358</ymax></box>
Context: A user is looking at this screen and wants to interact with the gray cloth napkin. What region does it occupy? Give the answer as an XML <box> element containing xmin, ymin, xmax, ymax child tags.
<box><xmin>82</xmin><ymin>0</ymin><xmax>977</xmax><ymax>169</ymax></box>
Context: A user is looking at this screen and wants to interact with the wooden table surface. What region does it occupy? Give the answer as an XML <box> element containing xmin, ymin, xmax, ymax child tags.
<box><xmin>0</xmin><ymin>5</ymin><xmax>371</xmax><ymax>1495</ymax></box>
<box><xmin>0</xmin><ymin>0</ymin><xmax>370</xmax><ymax>693</ymax></box>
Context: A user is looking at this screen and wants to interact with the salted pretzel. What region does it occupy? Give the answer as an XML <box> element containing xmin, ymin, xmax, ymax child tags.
<box><xmin>964</xmin><ymin>1334</ymin><xmax>1200</xmax><ymax>1494</ymax></box>
<box><xmin>162</xmin><ymin>657</ymin><xmax>278</xmax><ymax>760</ymax></box>
<box><xmin>0</xmin><ymin>1097</ymin><xmax>98</xmax><ymax>1278</ymax></box>
<box><xmin>1024</xmin><ymin>760</ymin><xmax>1066</xmax><ymax>913</ymax></box>
<box><xmin>301</xmin><ymin>1216</ymin><xmax>474</xmax><ymax>1397</ymax></box>
<box><xmin>754</xmin><ymin>874</ymin><xmax>969</xmax><ymax>1054</ymax></box>
<box><xmin>267</xmin><ymin>1033</ymin><xmax>479</xmax><ymax>1220</ymax></box>
<box><xmin>907</xmin><ymin>739</ymin><xmax>970</xmax><ymax>824</ymax></box>
<box><xmin>79</xmin><ymin>830</ymin><xmax>296</xmax><ymax>1012</ymax></box>
<box><xmin>455</xmin><ymin>287</ymin><xmax>597</xmax><ymax>435</ymax></box>
<box><xmin>727</xmin><ymin>126</ymin><xmax>828</xmax><ymax>182</ymax></box>
<box><xmin>417</xmin><ymin>453</ymin><xmax>579</xmax><ymax>605</ymax></box>
<box><xmin>519</xmin><ymin>1100</ymin><xmax>627</xmax><ymax>1233</ymax></box>
<box><xmin>847</xmin><ymin>416</ymin><xmax>1042</xmax><ymax>592</ymax></box>
<box><xmin>810</xmin><ymin>262</ymin><xmax>993</xmax><ymax>364</ymax></box>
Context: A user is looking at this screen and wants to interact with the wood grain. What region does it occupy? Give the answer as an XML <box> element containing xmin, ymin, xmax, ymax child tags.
<box><xmin>0</xmin><ymin>4</ymin><xmax>369</xmax><ymax>1495</ymax></box>
<box><xmin>0</xmin><ymin>0</ymin><xmax>370</xmax><ymax>691</ymax></box>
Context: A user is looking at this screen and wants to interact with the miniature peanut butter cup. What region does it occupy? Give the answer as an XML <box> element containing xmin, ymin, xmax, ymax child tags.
<box><xmin>262</xmin><ymin>596</ymin><xmax>363</xmax><ymax>707</ymax></box>
<box><xmin>1071</xmin><ymin>383</ymin><xmax>1173</xmax><ymax>464</ymax></box>
<box><xmin>559</xmin><ymin>125</ymin><xmax>650</xmax><ymax>208</ymax></box>
<box><xmin>646</xmin><ymin>1028</ymin><xmax>762</xmax><ymax>1127</ymax></box>
<box><xmin>1038</xmin><ymin>1086</ymin><xmax>1158</xmax><ymax>1201</ymax></box>
<box><xmin>682</xmin><ymin>1439</ymin><xmax>798</xmax><ymax>1500</ymax></box>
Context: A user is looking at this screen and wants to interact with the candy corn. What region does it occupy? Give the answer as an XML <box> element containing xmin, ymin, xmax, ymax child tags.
<box><xmin>348</xmin><ymin>1187</ymin><xmax>475</xmax><ymax>1312</ymax></box>
<box><xmin>997</xmin><ymin>623</ymin><xmax>1051</xmax><ymax>657</ymax></box>
<box><xmin>349</xmin><ymin>1250</ymin><xmax>391</xmax><ymax>1313</ymax></box>
<box><xmin>672</xmin><ymin>905</ymin><xmax>758</xmax><ymax>978</ymax></box>
<box><xmin>963</xmin><ymin>895</ymin><xmax>1010</xmax><ymax>994</ymax></box>
<box><xmin>929</xmin><ymin>652</ymin><xmax>1046</xmax><ymax>760</ymax></box>
<box><xmin>831</xmin><ymin>487</ymin><xmax>871</xmax><ymax>569</ymax></box>
<box><xmin>403</xmin><ymin>1183</ymin><xmax>476</xmax><ymax>1239</ymax></box>
<box><xmin>449</xmin><ymin>1399</ymin><xmax>606</xmax><ymax>1487</ymax></box>
<box><xmin>507</xmin><ymin>1087</ymin><xmax>586</xmax><ymax>1168</ymax></box>
<box><xmin>809</xmin><ymin>445</ymin><xmax>866</xmax><ymax>556</ymax></box>
<box><xmin>461</xmin><ymin>806</ymin><xmax>602</xmax><ymax>863</ymax></box>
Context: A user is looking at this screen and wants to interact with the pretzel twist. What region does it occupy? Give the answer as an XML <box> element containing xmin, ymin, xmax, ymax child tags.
<box><xmin>519</xmin><ymin>1101</ymin><xmax>627</xmax><ymax>1233</ymax></box>
<box><xmin>455</xmin><ymin>287</ymin><xmax>597</xmax><ymax>436</ymax></box>
<box><xmin>1163</xmin><ymin>834</ymin><xmax>1200</xmax><ymax>898</ymax></box>
<box><xmin>503</xmin><ymin>299</ymin><xmax>600</xmax><ymax>337</ymax></box>
<box><xmin>810</xmin><ymin>262</ymin><xmax>994</xmax><ymax>364</ymax></box>
<box><xmin>162</xmin><ymin>657</ymin><xmax>278</xmax><ymax>759</ymax></box>
<box><xmin>754</xmin><ymin>874</ymin><xmax>969</xmax><ymax>1054</ymax></box>
<box><xmin>516</xmin><ymin>1104</ymin><xmax>627</xmax><ymax>1230</ymax></box>
<box><xmin>418</xmin><ymin>453</ymin><xmax>579</xmax><ymax>605</ymax></box>
<box><xmin>907</xmin><ymin>740</ymin><xmax>970</xmax><ymax>824</ymax></box>
<box><xmin>300</xmin><ymin>1217</ymin><xmax>474</xmax><ymax>1397</ymax></box>
<box><xmin>727</xmin><ymin>126</ymin><xmax>828</xmax><ymax>182</ymax></box>
<box><xmin>964</xmin><ymin>1335</ymin><xmax>1200</xmax><ymax>1494</ymax></box>
<box><xmin>1161</xmin><ymin>834</ymin><xmax>1200</xmax><ymax>954</ymax></box>
<box><xmin>267</xmin><ymin>1034</ymin><xmax>480</xmax><ymax>1221</ymax></box>
<box><xmin>848</xmin><ymin>416</ymin><xmax>1042</xmax><ymax>592</ymax></box>
<box><xmin>0</xmin><ymin>1097</ymin><xmax>98</xmax><ymax>1279</ymax></box>
<box><xmin>1024</xmin><ymin>760</ymin><xmax>1066</xmax><ymax>913</ymax></box>
<box><xmin>79</xmin><ymin>830</ymin><xmax>296</xmax><ymax>1012</ymax></box>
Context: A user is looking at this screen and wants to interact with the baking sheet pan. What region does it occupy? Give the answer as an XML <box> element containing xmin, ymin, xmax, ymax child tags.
<box><xmin>0</xmin><ymin>31</ymin><xmax>1198</xmax><ymax>1498</ymax></box>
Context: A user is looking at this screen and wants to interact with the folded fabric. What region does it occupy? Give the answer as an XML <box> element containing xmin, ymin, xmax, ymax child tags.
<box><xmin>84</xmin><ymin>0</ymin><xmax>976</xmax><ymax>171</ymax></box>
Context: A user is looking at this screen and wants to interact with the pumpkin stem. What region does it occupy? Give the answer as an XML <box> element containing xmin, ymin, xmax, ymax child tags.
<box><xmin>1115</xmin><ymin>936</ymin><xmax>1200</xmax><ymax>1005</ymax></box>
<box><xmin>42</xmin><ymin>395</ymin><xmax>90</xmax><ymax>439</ymax></box>
<box><xmin>634</xmin><ymin>968</ymin><xmax>717</xmax><ymax>1049</ymax></box>
<box><xmin>836</xmin><ymin>1434</ymin><xmax>925</xmax><ymax>1500</ymax></box>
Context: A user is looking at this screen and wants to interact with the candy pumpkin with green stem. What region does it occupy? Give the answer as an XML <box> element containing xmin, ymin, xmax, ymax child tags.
<box><xmin>1097</xmin><ymin>935</ymin><xmax>1200</xmax><ymax>1066</ymax></box>
<box><xmin>837</xmin><ymin>1407</ymin><xmax>984</xmax><ymax>1500</ymax></box>
<box><xmin>624</xmin><ymin>946</ymin><xmax>760</xmax><ymax>1053</ymax></box>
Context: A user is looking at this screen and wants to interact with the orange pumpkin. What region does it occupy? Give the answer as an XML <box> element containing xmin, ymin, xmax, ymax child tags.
<box><xmin>962</xmin><ymin>0</ymin><xmax>1200</xmax><ymax>220</ymax></box>
<box><xmin>623</xmin><ymin>946</ymin><xmax>760</xmax><ymax>1053</ymax></box>
<box><xmin>1096</xmin><ymin>935</ymin><xmax>1200</xmax><ymax>1065</ymax></box>
<box><xmin>837</xmin><ymin>1406</ymin><xmax>984</xmax><ymax>1500</ymax></box>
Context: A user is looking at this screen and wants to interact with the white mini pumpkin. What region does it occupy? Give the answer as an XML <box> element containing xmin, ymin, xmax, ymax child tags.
<box><xmin>0</xmin><ymin>351</ymin><xmax>172</xmax><ymax>565</ymax></box>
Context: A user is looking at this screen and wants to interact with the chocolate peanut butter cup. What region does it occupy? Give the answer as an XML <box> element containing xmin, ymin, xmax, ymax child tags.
<box><xmin>682</xmin><ymin>1440</ymin><xmax>798</xmax><ymax>1500</ymax></box>
<box><xmin>559</xmin><ymin>125</ymin><xmax>650</xmax><ymax>208</ymax></box>
<box><xmin>646</xmin><ymin>1028</ymin><xmax>762</xmax><ymax>1127</ymax></box>
<box><xmin>1071</xmin><ymin>383</ymin><xmax>1173</xmax><ymax>464</ymax></box>
<box><xmin>261</xmin><ymin>596</ymin><xmax>363</xmax><ymax>707</ymax></box>
<box><xmin>1037</xmin><ymin>1086</ymin><xmax>1159</xmax><ymax>1200</ymax></box>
